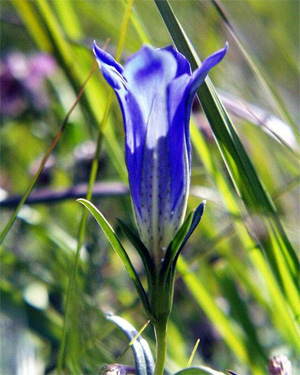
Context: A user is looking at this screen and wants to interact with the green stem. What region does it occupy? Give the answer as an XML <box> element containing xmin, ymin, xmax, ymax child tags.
<box><xmin>154</xmin><ymin>317</ymin><xmax>168</xmax><ymax>375</ymax></box>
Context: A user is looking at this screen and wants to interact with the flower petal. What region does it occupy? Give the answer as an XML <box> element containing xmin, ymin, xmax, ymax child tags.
<box><xmin>167</xmin><ymin>74</ymin><xmax>191</xmax><ymax>211</ymax></box>
<box><xmin>93</xmin><ymin>42</ymin><xmax>127</xmax><ymax>90</ymax></box>
<box><xmin>188</xmin><ymin>42</ymin><xmax>228</xmax><ymax>96</ymax></box>
<box><xmin>167</xmin><ymin>43</ymin><xmax>228</xmax><ymax>211</ymax></box>
<box><xmin>162</xmin><ymin>45</ymin><xmax>192</xmax><ymax>77</ymax></box>
<box><xmin>122</xmin><ymin>46</ymin><xmax>181</xmax><ymax>251</ymax></box>
<box><xmin>123</xmin><ymin>45</ymin><xmax>178</xmax><ymax>143</ymax></box>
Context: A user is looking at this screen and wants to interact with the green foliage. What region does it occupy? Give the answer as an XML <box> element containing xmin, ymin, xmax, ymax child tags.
<box><xmin>78</xmin><ymin>198</ymin><xmax>151</xmax><ymax>317</ymax></box>
<box><xmin>174</xmin><ymin>366</ymin><xmax>225</xmax><ymax>375</ymax></box>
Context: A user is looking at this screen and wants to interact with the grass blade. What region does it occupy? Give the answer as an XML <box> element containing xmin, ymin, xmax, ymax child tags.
<box><xmin>154</xmin><ymin>0</ymin><xmax>299</xmax><ymax>313</ymax></box>
<box><xmin>210</xmin><ymin>0</ymin><xmax>296</xmax><ymax>129</ymax></box>
<box><xmin>189</xmin><ymin>121</ymin><xmax>300</xmax><ymax>349</ymax></box>
<box><xmin>52</xmin><ymin>0</ymin><xmax>82</xmax><ymax>40</ymax></box>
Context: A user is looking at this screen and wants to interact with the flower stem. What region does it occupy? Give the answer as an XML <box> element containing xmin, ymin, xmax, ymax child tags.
<box><xmin>154</xmin><ymin>317</ymin><xmax>168</xmax><ymax>375</ymax></box>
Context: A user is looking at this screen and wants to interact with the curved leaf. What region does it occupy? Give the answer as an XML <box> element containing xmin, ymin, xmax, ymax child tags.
<box><xmin>107</xmin><ymin>314</ymin><xmax>154</xmax><ymax>375</ymax></box>
<box><xmin>173</xmin><ymin>366</ymin><xmax>225</xmax><ymax>375</ymax></box>
<box><xmin>118</xmin><ymin>219</ymin><xmax>155</xmax><ymax>283</ymax></box>
<box><xmin>77</xmin><ymin>199</ymin><xmax>151</xmax><ymax>316</ymax></box>
<box><xmin>161</xmin><ymin>202</ymin><xmax>206</xmax><ymax>278</ymax></box>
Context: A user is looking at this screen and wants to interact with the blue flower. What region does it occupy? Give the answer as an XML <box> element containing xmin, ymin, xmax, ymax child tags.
<box><xmin>94</xmin><ymin>42</ymin><xmax>227</xmax><ymax>266</ymax></box>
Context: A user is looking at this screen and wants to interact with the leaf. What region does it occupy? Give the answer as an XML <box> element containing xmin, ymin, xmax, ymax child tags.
<box><xmin>156</xmin><ymin>203</ymin><xmax>206</xmax><ymax>319</ymax></box>
<box><xmin>161</xmin><ymin>202</ymin><xmax>206</xmax><ymax>278</ymax></box>
<box><xmin>107</xmin><ymin>314</ymin><xmax>154</xmax><ymax>375</ymax></box>
<box><xmin>118</xmin><ymin>219</ymin><xmax>155</xmax><ymax>284</ymax></box>
<box><xmin>190</xmin><ymin>121</ymin><xmax>300</xmax><ymax>351</ymax></box>
<box><xmin>77</xmin><ymin>199</ymin><xmax>151</xmax><ymax>316</ymax></box>
<box><xmin>173</xmin><ymin>366</ymin><xmax>225</xmax><ymax>375</ymax></box>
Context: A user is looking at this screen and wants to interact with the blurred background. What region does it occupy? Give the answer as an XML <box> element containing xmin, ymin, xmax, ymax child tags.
<box><xmin>1</xmin><ymin>1</ymin><xmax>299</xmax><ymax>374</ymax></box>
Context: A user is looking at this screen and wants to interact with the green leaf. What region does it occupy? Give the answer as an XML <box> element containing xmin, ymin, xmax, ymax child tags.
<box><xmin>52</xmin><ymin>0</ymin><xmax>83</xmax><ymax>40</ymax></box>
<box><xmin>161</xmin><ymin>211</ymin><xmax>193</xmax><ymax>277</ymax></box>
<box><xmin>118</xmin><ymin>219</ymin><xmax>155</xmax><ymax>284</ymax></box>
<box><xmin>190</xmin><ymin>122</ymin><xmax>300</xmax><ymax>351</ymax></box>
<box><xmin>107</xmin><ymin>314</ymin><xmax>154</xmax><ymax>375</ymax></box>
<box><xmin>173</xmin><ymin>366</ymin><xmax>225</xmax><ymax>375</ymax></box>
<box><xmin>77</xmin><ymin>199</ymin><xmax>151</xmax><ymax>316</ymax></box>
<box><xmin>162</xmin><ymin>202</ymin><xmax>206</xmax><ymax>278</ymax></box>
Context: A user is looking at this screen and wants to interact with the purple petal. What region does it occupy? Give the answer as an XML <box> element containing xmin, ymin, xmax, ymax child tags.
<box><xmin>93</xmin><ymin>42</ymin><xmax>124</xmax><ymax>74</ymax></box>
<box><xmin>167</xmin><ymin>43</ymin><xmax>228</xmax><ymax>209</ymax></box>
<box><xmin>162</xmin><ymin>45</ymin><xmax>192</xmax><ymax>77</ymax></box>
<box><xmin>167</xmin><ymin>74</ymin><xmax>191</xmax><ymax>210</ymax></box>
<box><xmin>188</xmin><ymin>42</ymin><xmax>228</xmax><ymax>96</ymax></box>
<box><xmin>93</xmin><ymin>42</ymin><xmax>127</xmax><ymax>90</ymax></box>
<box><xmin>123</xmin><ymin>46</ymin><xmax>180</xmax><ymax>250</ymax></box>
<box><xmin>123</xmin><ymin>45</ymin><xmax>177</xmax><ymax>141</ymax></box>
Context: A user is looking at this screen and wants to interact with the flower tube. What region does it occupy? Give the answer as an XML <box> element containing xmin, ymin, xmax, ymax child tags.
<box><xmin>94</xmin><ymin>42</ymin><xmax>227</xmax><ymax>266</ymax></box>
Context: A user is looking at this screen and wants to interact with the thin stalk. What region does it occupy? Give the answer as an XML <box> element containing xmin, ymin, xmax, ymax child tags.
<box><xmin>154</xmin><ymin>318</ymin><xmax>168</xmax><ymax>375</ymax></box>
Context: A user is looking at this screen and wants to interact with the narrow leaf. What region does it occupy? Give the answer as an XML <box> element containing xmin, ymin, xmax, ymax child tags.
<box><xmin>118</xmin><ymin>219</ymin><xmax>155</xmax><ymax>283</ymax></box>
<box><xmin>77</xmin><ymin>199</ymin><xmax>151</xmax><ymax>316</ymax></box>
<box><xmin>162</xmin><ymin>202</ymin><xmax>206</xmax><ymax>278</ymax></box>
<box><xmin>161</xmin><ymin>210</ymin><xmax>194</xmax><ymax>276</ymax></box>
<box><xmin>107</xmin><ymin>314</ymin><xmax>154</xmax><ymax>375</ymax></box>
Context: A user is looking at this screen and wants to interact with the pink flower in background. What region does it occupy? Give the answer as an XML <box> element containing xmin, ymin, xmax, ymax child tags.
<box><xmin>0</xmin><ymin>52</ymin><xmax>57</xmax><ymax>117</ymax></box>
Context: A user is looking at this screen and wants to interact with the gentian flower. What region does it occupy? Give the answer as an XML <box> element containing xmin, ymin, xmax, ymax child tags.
<box><xmin>93</xmin><ymin>42</ymin><xmax>227</xmax><ymax>267</ymax></box>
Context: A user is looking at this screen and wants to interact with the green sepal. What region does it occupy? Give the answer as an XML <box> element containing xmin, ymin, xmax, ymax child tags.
<box><xmin>117</xmin><ymin>219</ymin><xmax>155</xmax><ymax>286</ymax></box>
<box><xmin>150</xmin><ymin>202</ymin><xmax>205</xmax><ymax>319</ymax></box>
<box><xmin>77</xmin><ymin>199</ymin><xmax>152</xmax><ymax>317</ymax></box>
<box><xmin>161</xmin><ymin>201</ymin><xmax>206</xmax><ymax>279</ymax></box>
<box><xmin>173</xmin><ymin>366</ymin><xmax>226</xmax><ymax>375</ymax></box>
<box><xmin>172</xmin><ymin>201</ymin><xmax>206</xmax><ymax>267</ymax></box>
